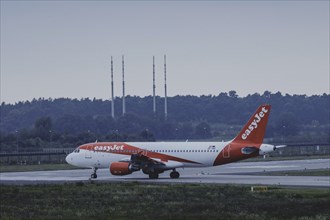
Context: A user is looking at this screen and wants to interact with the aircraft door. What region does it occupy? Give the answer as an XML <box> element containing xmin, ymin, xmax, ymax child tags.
<box><xmin>223</xmin><ymin>144</ymin><xmax>230</xmax><ymax>158</ymax></box>
<box><xmin>85</xmin><ymin>146</ymin><xmax>92</xmax><ymax>159</ymax></box>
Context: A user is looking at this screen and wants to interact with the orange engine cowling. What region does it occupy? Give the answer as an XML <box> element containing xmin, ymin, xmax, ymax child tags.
<box><xmin>110</xmin><ymin>162</ymin><xmax>132</xmax><ymax>176</ymax></box>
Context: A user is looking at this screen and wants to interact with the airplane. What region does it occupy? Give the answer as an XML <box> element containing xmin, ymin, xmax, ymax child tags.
<box><xmin>66</xmin><ymin>104</ymin><xmax>286</xmax><ymax>179</ymax></box>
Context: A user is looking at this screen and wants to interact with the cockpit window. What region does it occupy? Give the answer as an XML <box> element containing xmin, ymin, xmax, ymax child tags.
<box><xmin>73</xmin><ymin>148</ymin><xmax>80</xmax><ymax>153</ymax></box>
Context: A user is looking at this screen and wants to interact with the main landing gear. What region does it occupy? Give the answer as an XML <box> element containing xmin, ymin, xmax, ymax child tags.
<box><xmin>170</xmin><ymin>169</ymin><xmax>180</xmax><ymax>179</ymax></box>
<box><xmin>147</xmin><ymin>169</ymin><xmax>180</xmax><ymax>179</ymax></box>
<box><xmin>148</xmin><ymin>173</ymin><xmax>159</xmax><ymax>179</ymax></box>
<box><xmin>91</xmin><ymin>167</ymin><xmax>98</xmax><ymax>179</ymax></box>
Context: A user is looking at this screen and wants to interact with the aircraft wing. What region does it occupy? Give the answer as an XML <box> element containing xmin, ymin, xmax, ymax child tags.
<box><xmin>131</xmin><ymin>152</ymin><xmax>184</xmax><ymax>171</ymax></box>
<box><xmin>113</xmin><ymin>152</ymin><xmax>184</xmax><ymax>175</ymax></box>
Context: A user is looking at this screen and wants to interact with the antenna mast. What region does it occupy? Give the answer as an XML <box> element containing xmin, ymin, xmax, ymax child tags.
<box><xmin>164</xmin><ymin>55</ymin><xmax>168</xmax><ymax>120</ymax></box>
<box><xmin>153</xmin><ymin>56</ymin><xmax>156</xmax><ymax>114</ymax></box>
<box><xmin>111</xmin><ymin>56</ymin><xmax>115</xmax><ymax>119</ymax></box>
<box><xmin>122</xmin><ymin>55</ymin><xmax>126</xmax><ymax>116</ymax></box>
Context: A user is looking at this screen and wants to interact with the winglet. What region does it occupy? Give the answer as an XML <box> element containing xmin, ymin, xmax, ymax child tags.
<box><xmin>233</xmin><ymin>104</ymin><xmax>271</xmax><ymax>144</ymax></box>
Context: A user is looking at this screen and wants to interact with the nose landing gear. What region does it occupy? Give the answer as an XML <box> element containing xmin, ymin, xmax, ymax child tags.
<box><xmin>91</xmin><ymin>167</ymin><xmax>98</xmax><ymax>179</ymax></box>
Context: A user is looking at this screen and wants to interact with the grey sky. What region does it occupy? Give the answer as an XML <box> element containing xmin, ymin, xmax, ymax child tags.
<box><xmin>1</xmin><ymin>1</ymin><xmax>329</xmax><ymax>104</ymax></box>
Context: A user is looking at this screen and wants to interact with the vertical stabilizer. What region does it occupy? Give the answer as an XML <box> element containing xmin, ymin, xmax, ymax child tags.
<box><xmin>233</xmin><ymin>104</ymin><xmax>271</xmax><ymax>144</ymax></box>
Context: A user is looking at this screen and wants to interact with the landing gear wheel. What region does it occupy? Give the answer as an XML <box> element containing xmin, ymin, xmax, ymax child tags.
<box><xmin>149</xmin><ymin>173</ymin><xmax>159</xmax><ymax>179</ymax></box>
<box><xmin>170</xmin><ymin>171</ymin><xmax>180</xmax><ymax>179</ymax></box>
<box><xmin>91</xmin><ymin>167</ymin><xmax>98</xmax><ymax>179</ymax></box>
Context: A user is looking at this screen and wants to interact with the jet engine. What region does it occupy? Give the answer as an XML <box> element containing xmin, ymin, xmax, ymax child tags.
<box><xmin>110</xmin><ymin>162</ymin><xmax>133</xmax><ymax>176</ymax></box>
<box><xmin>110</xmin><ymin>162</ymin><xmax>140</xmax><ymax>176</ymax></box>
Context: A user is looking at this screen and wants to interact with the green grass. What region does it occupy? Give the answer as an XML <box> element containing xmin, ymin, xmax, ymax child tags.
<box><xmin>0</xmin><ymin>163</ymin><xmax>81</xmax><ymax>173</ymax></box>
<box><xmin>0</xmin><ymin>183</ymin><xmax>329</xmax><ymax>220</ymax></box>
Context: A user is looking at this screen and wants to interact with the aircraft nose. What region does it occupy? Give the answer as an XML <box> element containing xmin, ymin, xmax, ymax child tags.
<box><xmin>65</xmin><ymin>153</ymin><xmax>72</xmax><ymax>164</ymax></box>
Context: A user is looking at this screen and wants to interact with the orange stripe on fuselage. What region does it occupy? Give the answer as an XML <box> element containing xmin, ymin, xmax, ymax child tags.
<box><xmin>79</xmin><ymin>142</ymin><xmax>201</xmax><ymax>164</ymax></box>
<box><xmin>213</xmin><ymin>142</ymin><xmax>260</xmax><ymax>166</ymax></box>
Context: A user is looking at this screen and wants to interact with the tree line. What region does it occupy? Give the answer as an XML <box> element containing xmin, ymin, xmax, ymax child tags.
<box><xmin>0</xmin><ymin>91</ymin><xmax>329</xmax><ymax>152</ymax></box>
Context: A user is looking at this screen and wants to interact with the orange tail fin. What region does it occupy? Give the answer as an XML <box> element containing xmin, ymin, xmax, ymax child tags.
<box><xmin>233</xmin><ymin>104</ymin><xmax>271</xmax><ymax>144</ymax></box>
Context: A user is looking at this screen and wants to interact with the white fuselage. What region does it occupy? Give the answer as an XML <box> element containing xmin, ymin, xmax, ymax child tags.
<box><xmin>66</xmin><ymin>141</ymin><xmax>230</xmax><ymax>169</ymax></box>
